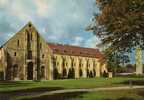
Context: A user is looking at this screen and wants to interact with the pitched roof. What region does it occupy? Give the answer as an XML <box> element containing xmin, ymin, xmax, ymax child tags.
<box><xmin>48</xmin><ymin>43</ymin><xmax>104</xmax><ymax>58</ymax></box>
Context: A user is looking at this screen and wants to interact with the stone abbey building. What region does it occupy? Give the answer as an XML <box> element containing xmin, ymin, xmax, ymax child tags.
<box><xmin>0</xmin><ymin>22</ymin><xmax>107</xmax><ymax>80</ymax></box>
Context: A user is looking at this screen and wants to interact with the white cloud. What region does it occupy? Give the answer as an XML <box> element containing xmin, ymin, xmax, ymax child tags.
<box><xmin>0</xmin><ymin>0</ymin><xmax>99</xmax><ymax>48</ymax></box>
<box><xmin>72</xmin><ymin>36</ymin><xmax>84</xmax><ymax>46</ymax></box>
<box><xmin>34</xmin><ymin>0</ymin><xmax>48</xmax><ymax>17</ymax></box>
<box><xmin>0</xmin><ymin>0</ymin><xmax>8</xmax><ymax>7</ymax></box>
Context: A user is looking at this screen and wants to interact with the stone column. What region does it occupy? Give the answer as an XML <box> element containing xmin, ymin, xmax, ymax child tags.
<box><xmin>96</xmin><ymin>62</ymin><xmax>100</xmax><ymax>77</ymax></box>
<box><xmin>75</xmin><ymin>57</ymin><xmax>79</xmax><ymax>78</ymax></box>
<box><xmin>48</xmin><ymin>55</ymin><xmax>53</xmax><ymax>80</ymax></box>
<box><xmin>82</xmin><ymin>58</ymin><xmax>87</xmax><ymax>78</ymax></box>
<box><xmin>23</xmin><ymin>64</ymin><xmax>27</xmax><ymax>80</ymax></box>
<box><xmin>135</xmin><ymin>48</ymin><xmax>143</xmax><ymax>75</ymax></box>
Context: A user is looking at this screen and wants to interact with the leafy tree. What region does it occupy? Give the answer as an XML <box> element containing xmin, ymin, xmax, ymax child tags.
<box><xmin>87</xmin><ymin>0</ymin><xmax>144</xmax><ymax>73</ymax></box>
<box><xmin>88</xmin><ymin>0</ymin><xmax>144</xmax><ymax>54</ymax></box>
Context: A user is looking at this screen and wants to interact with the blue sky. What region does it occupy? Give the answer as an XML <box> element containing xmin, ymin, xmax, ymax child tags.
<box><xmin>0</xmin><ymin>0</ymin><xmax>100</xmax><ymax>48</ymax></box>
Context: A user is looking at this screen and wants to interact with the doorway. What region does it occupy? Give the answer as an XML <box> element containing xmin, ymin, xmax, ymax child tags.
<box><xmin>27</xmin><ymin>62</ymin><xmax>33</xmax><ymax>80</ymax></box>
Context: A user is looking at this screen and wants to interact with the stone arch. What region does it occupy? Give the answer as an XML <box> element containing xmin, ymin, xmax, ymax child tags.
<box><xmin>79</xmin><ymin>67</ymin><xmax>83</xmax><ymax>77</ymax></box>
<box><xmin>27</xmin><ymin>62</ymin><xmax>33</xmax><ymax>80</ymax></box>
<box><xmin>62</xmin><ymin>67</ymin><xmax>67</xmax><ymax>79</ymax></box>
<box><xmin>53</xmin><ymin>67</ymin><xmax>59</xmax><ymax>79</ymax></box>
<box><xmin>102</xmin><ymin>70</ymin><xmax>108</xmax><ymax>77</ymax></box>
<box><xmin>89</xmin><ymin>70</ymin><xmax>93</xmax><ymax>78</ymax></box>
<box><xmin>87</xmin><ymin>67</ymin><xmax>90</xmax><ymax>77</ymax></box>
<box><xmin>68</xmin><ymin>67</ymin><xmax>75</xmax><ymax>79</ymax></box>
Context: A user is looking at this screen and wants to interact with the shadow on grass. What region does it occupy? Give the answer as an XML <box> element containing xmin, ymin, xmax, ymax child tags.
<box><xmin>21</xmin><ymin>92</ymin><xmax>86</xmax><ymax>100</ymax></box>
<box><xmin>0</xmin><ymin>87</ymin><xmax>64</xmax><ymax>100</ymax></box>
<box><xmin>0</xmin><ymin>81</ymin><xmax>34</xmax><ymax>89</ymax></box>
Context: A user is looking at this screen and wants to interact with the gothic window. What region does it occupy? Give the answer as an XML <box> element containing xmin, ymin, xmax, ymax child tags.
<box><xmin>27</xmin><ymin>31</ymin><xmax>31</xmax><ymax>42</ymax></box>
<box><xmin>14</xmin><ymin>52</ymin><xmax>16</xmax><ymax>56</ymax></box>
<box><xmin>27</xmin><ymin>50</ymin><xmax>32</xmax><ymax>59</ymax></box>
<box><xmin>17</xmin><ymin>40</ymin><xmax>19</xmax><ymax>47</ymax></box>
<box><xmin>26</xmin><ymin>30</ymin><xmax>32</xmax><ymax>42</ymax></box>
<box><xmin>42</xmin><ymin>54</ymin><xmax>44</xmax><ymax>58</ymax></box>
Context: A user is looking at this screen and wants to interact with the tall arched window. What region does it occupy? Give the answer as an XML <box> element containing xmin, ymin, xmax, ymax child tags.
<box><xmin>17</xmin><ymin>40</ymin><xmax>19</xmax><ymax>47</ymax></box>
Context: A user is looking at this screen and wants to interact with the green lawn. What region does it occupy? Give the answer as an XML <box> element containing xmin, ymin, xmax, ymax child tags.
<box><xmin>0</xmin><ymin>77</ymin><xmax>144</xmax><ymax>92</ymax></box>
<box><xmin>73</xmin><ymin>89</ymin><xmax>144</xmax><ymax>100</ymax></box>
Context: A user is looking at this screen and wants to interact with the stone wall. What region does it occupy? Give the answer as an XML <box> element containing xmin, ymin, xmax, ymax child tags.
<box><xmin>1</xmin><ymin>22</ymin><xmax>51</xmax><ymax>80</ymax></box>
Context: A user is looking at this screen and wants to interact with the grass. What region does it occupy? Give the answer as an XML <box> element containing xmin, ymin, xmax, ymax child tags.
<box><xmin>73</xmin><ymin>89</ymin><xmax>144</xmax><ymax>100</ymax></box>
<box><xmin>0</xmin><ymin>77</ymin><xmax>144</xmax><ymax>92</ymax></box>
<box><xmin>0</xmin><ymin>77</ymin><xmax>144</xmax><ymax>100</ymax></box>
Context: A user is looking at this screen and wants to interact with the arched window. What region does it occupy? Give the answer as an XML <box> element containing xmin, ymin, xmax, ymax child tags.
<box><xmin>17</xmin><ymin>40</ymin><xmax>19</xmax><ymax>47</ymax></box>
<box><xmin>14</xmin><ymin>52</ymin><xmax>17</xmax><ymax>56</ymax></box>
<box><xmin>27</xmin><ymin>50</ymin><xmax>32</xmax><ymax>59</ymax></box>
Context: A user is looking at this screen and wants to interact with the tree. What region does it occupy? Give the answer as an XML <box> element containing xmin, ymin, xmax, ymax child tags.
<box><xmin>87</xmin><ymin>0</ymin><xmax>144</xmax><ymax>54</ymax></box>
<box><xmin>87</xmin><ymin>0</ymin><xmax>144</xmax><ymax>74</ymax></box>
<box><xmin>106</xmin><ymin>50</ymin><xmax>129</xmax><ymax>75</ymax></box>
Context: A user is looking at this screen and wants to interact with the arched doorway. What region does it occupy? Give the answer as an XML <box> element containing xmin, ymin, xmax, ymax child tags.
<box><xmin>41</xmin><ymin>66</ymin><xmax>45</xmax><ymax>79</ymax></box>
<box><xmin>13</xmin><ymin>64</ymin><xmax>18</xmax><ymax>79</ymax></box>
<box><xmin>27</xmin><ymin>62</ymin><xmax>33</xmax><ymax>80</ymax></box>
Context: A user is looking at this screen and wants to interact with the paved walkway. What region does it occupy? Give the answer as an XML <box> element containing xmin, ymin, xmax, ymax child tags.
<box><xmin>22</xmin><ymin>86</ymin><xmax>144</xmax><ymax>98</ymax></box>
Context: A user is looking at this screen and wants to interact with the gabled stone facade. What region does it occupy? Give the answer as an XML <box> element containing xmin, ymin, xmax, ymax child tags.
<box><xmin>0</xmin><ymin>22</ymin><xmax>107</xmax><ymax>80</ymax></box>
